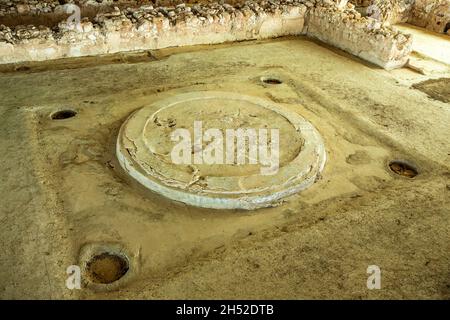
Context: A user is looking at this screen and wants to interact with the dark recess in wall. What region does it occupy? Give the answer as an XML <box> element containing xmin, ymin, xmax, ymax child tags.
<box><xmin>444</xmin><ymin>22</ymin><xmax>450</xmax><ymax>33</ymax></box>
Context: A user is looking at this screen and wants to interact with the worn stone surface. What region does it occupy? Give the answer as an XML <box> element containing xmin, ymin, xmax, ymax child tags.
<box><xmin>0</xmin><ymin>37</ymin><xmax>449</xmax><ymax>299</ymax></box>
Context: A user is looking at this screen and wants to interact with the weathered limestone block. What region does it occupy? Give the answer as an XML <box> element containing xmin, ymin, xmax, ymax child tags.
<box><xmin>307</xmin><ymin>4</ymin><xmax>413</xmax><ymax>69</ymax></box>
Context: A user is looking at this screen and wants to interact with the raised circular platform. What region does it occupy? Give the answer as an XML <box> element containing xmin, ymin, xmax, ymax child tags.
<box><xmin>116</xmin><ymin>91</ymin><xmax>326</xmax><ymax>210</ymax></box>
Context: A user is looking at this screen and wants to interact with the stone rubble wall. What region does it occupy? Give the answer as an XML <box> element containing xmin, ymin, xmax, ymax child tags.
<box><xmin>0</xmin><ymin>0</ymin><xmax>413</xmax><ymax>69</ymax></box>
<box><xmin>307</xmin><ymin>2</ymin><xmax>413</xmax><ymax>69</ymax></box>
<box><xmin>376</xmin><ymin>0</ymin><xmax>415</xmax><ymax>24</ymax></box>
<box><xmin>349</xmin><ymin>0</ymin><xmax>415</xmax><ymax>24</ymax></box>
<box><xmin>0</xmin><ymin>0</ymin><xmax>60</xmax><ymax>16</ymax></box>
<box><xmin>349</xmin><ymin>0</ymin><xmax>450</xmax><ymax>34</ymax></box>
<box><xmin>0</xmin><ymin>1</ymin><xmax>308</xmax><ymax>64</ymax></box>
<box><xmin>409</xmin><ymin>0</ymin><xmax>450</xmax><ymax>34</ymax></box>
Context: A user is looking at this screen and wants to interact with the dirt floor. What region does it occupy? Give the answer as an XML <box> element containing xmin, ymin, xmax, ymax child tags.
<box><xmin>0</xmin><ymin>35</ymin><xmax>449</xmax><ymax>299</ymax></box>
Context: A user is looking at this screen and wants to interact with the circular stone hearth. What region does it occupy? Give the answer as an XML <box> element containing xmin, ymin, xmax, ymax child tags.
<box><xmin>116</xmin><ymin>91</ymin><xmax>326</xmax><ymax>210</ymax></box>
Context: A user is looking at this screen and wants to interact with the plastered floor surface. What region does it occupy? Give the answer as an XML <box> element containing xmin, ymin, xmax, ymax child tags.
<box><xmin>0</xmin><ymin>36</ymin><xmax>449</xmax><ymax>299</ymax></box>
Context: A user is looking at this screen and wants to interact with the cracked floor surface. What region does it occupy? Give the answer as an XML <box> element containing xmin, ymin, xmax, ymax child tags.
<box><xmin>0</xmin><ymin>35</ymin><xmax>449</xmax><ymax>299</ymax></box>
